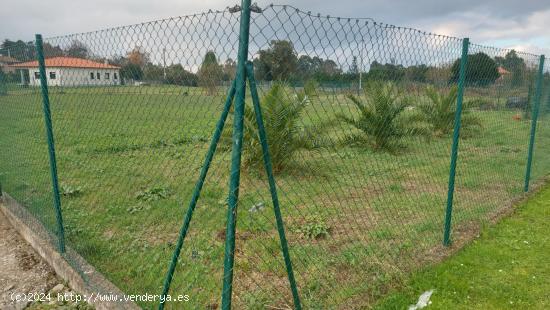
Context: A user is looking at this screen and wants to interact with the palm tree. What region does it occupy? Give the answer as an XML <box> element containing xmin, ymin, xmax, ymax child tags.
<box><xmin>338</xmin><ymin>81</ymin><xmax>418</xmax><ymax>151</ymax></box>
<box><xmin>222</xmin><ymin>81</ymin><xmax>324</xmax><ymax>173</ymax></box>
<box><xmin>418</xmin><ymin>86</ymin><xmax>481</xmax><ymax>136</ymax></box>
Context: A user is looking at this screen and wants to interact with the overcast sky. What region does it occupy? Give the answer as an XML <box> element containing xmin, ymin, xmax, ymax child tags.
<box><xmin>1</xmin><ymin>0</ymin><xmax>549</xmax><ymax>56</ymax></box>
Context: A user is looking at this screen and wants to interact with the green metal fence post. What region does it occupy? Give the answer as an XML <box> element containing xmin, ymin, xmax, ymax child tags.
<box><xmin>245</xmin><ymin>61</ymin><xmax>302</xmax><ymax>310</ymax></box>
<box><xmin>0</xmin><ymin>73</ymin><xmax>4</xmax><ymax>197</ymax></box>
<box><xmin>443</xmin><ymin>37</ymin><xmax>469</xmax><ymax>247</ymax></box>
<box><xmin>35</xmin><ymin>34</ymin><xmax>65</xmax><ymax>253</ymax></box>
<box><xmin>158</xmin><ymin>81</ymin><xmax>236</xmax><ymax>310</ymax></box>
<box><xmin>524</xmin><ymin>55</ymin><xmax>546</xmax><ymax>192</ymax></box>
<box><xmin>221</xmin><ymin>0</ymin><xmax>251</xmax><ymax>308</ymax></box>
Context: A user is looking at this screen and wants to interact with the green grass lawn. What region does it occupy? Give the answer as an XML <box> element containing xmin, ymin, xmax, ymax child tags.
<box><xmin>1</xmin><ymin>84</ymin><xmax>550</xmax><ymax>308</ymax></box>
<box><xmin>374</xmin><ymin>184</ymin><xmax>550</xmax><ymax>310</ymax></box>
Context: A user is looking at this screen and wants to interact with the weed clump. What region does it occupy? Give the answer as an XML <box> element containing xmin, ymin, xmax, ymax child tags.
<box><xmin>297</xmin><ymin>215</ymin><xmax>330</xmax><ymax>240</ymax></box>
<box><xmin>60</xmin><ymin>183</ymin><xmax>83</xmax><ymax>197</ymax></box>
<box><xmin>136</xmin><ymin>186</ymin><xmax>171</xmax><ymax>201</ymax></box>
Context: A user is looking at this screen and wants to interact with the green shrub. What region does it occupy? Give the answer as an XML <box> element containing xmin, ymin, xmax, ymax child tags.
<box><xmin>418</xmin><ymin>86</ymin><xmax>481</xmax><ymax>136</ymax></box>
<box><xmin>338</xmin><ymin>81</ymin><xmax>419</xmax><ymax>151</ymax></box>
<box><xmin>60</xmin><ymin>183</ymin><xmax>83</xmax><ymax>197</ymax></box>
<box><xmin>136</xmin><ymin>186</ymin><xmax>171</xmax><ymax>201</ymax></box>
<box><xmin>223</xmin><ymin>82</ymin><xmax>327</xmax><ymax>173</ymax></box>
<box><xmin>297</xmin><ymin>215</ymin><xmax>330</xmax><ymax>240</ymax></box>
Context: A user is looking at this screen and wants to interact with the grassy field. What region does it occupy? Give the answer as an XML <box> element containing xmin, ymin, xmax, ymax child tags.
<box><xmin>373</xmin><ymin>183</ymin><xmax>550</xmax><ymax>309</ymax></box>
<box><xmin>1</xmin><ymin>83</ymin><xmax>550</xmax><ymax>309</ymax></box>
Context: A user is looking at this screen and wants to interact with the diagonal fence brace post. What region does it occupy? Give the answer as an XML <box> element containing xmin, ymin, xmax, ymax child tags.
<box><xmin>159</xmin><ymin>80</ymin><xmax>236</xmax><ymax>310</ymax></box>
<box><xmin>245</xmin><ymin>61</ymin><xmax>302</xmax><ymax>310</ymax></box>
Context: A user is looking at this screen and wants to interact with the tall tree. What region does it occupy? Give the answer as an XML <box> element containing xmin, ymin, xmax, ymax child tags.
<box><xmin>165</xmin><ymin>64</ymin><xmax>198</xmax><ymax>86</ymax></box>
<box><xmin>43</xmin><ymin>43</ymin><xmax>64</xmax><ymax>58</ymax></box>
<box><xmin>349</xmin><ymin>56</ymin><xmax>359</xmax><ymax>75</ymax></box>
<box><xmin>319</xmin><ymin>59</ymin><xmax>341</xmax><ymax>77</ymax></box>
<box><xmin>404</xmin><ymin>64</ymin><xmax>429</xmax><ymax>83</ymax></box>
<box><xmin>294</xmin><ymin>55</ymin><xmax>342</xmax><ymax>81</ymax></box>
<box><xmin>127</xmin><ymin>46</ymin><xmax>150</xmax><ymax>68</ymax></box>
<box><xmin>495</xmin><ymin>50</ymin><xmax>527</xmax><ymax>87</ymax></box>
<box><xmin>366</xmin><ymin>61</ymin><xmax>405</xmax><ymax>81</ymax></box>
<box><xmin>450</xmin><ymin>52</ymin><xmax>499</xmax><ymax>86</ymax></box>
<box><xmin>222</xmin><ymin>58</ymin><xmax>236</xmax><ymax>81</ymax></box>
<box><xmin>65</xmin><ymin>40</ymin><xmax>89</xmax><ymax>58</ymax></box>
<box><xmin>254</xmin><ymin>40</ymin><xmax>298</xmax><ymax>81</ymax></box>
<box><xmin>0</xmin><ymin>39</ymin><xmax>35</xmax><ymax>61</ymax></box>
<box><xmin>143</xmin><ymin>63</ymin><xmax>164</xmax><ymax>81</ymax></box>
<box><xmin>197</xmin><ymin>51</ymin><xmax>222</xmax><ymax>95</ymax></box>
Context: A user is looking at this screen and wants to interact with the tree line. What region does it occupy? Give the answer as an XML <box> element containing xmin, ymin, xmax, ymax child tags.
<box><xmin>0</xmin><ymin>38</ymin><xmax>535</xmax><ymax>88</ymax></box>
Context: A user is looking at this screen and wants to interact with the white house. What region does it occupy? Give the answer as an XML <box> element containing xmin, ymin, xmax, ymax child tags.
<box><xmin>11</xmin><ymin>56</ymin><xmax>121</xmax><ymax>87</ymax></box>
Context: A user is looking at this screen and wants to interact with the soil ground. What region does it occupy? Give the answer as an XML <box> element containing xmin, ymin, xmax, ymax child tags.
<box><xmin>0</xmin><ymin>209</ymin><xmax>92</xmax><ymax>310</ymax></box>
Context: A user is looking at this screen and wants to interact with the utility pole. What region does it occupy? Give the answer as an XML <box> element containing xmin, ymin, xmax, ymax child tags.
<box><xmin>162</xmin><ymin>47</ymin><xmax>167</xmax><ymax>81</ymax></box>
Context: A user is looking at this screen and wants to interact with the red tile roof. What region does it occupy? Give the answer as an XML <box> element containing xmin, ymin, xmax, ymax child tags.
<box><xmin>11</xmin><ymin>57</ymin><xmax>120</xmax><ymax>69</ymax></box>
<box><xmin>498</xmin><ymin>66</ymin><xmax>510</xmax><ymax>75</ymax></box>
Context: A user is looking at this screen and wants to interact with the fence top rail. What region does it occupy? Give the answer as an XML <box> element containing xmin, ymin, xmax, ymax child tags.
<box><xmin>35</xmin><ymin>3</ymin><xmax>541</xmax><ymax>59</ymax></box>
<box><xmin>264</xmin><ymin>4</ymin><xmax>462</xmax><ymax>41</ymax></box>
<box><xmin>44</xmin><ymin>6</ymin><xmax>235</xmax><ymax>41</ymax></box>
<box><xmin>469</xmin><ymin>42</ymin><xmax>541</xmax><ymax>59</ymax></box>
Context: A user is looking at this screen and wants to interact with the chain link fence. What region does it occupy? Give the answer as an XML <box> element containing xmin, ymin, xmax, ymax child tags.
<box><xmin>0</xmin><ymin>2</ymin><xmax>548</xmax><ymax>309</ymax></box>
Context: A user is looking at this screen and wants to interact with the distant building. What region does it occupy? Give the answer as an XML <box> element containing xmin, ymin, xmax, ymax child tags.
<box><xmin>11</xmin><ymin>57</ymin><xmax>121</xmax><ymax>86</ymax></box>
<box><xmin>0</xmin><ymin>55</ymin><xmax>20</xmax><ymax>73</ymax></box>
<box><xmin>497</xmin><ymin>66</ymin><xmax>511</xmax><ymax>76</ymax></box>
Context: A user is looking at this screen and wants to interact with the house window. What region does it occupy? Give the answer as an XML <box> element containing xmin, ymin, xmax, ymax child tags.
<box><xmin>114</xmin><ymin>72</ymin><xmax>118</xmax><ymax>80</ymax></box>
<box><xmin>105</xmin><ymin>72</ymin><xmax>110</xmax><ymax>79</ymax></box>
<box><xmin>90</xmin><ymin>72</ymin><xmax>95</xmax><ymax>79</ymax></box>
<box><xmin>97</xmin><ymin>72</ymin><xmax>100</xmax><ymax>80</ymax></box>
<box><xmin>34</xmin><ymin>72</ymin><xmax>40</xmax><ymax>79</ymax></box>
<box><xmin>49</xmin><ymin>72</ymin><xmax>56</xmax><ymax>79</ymax></box>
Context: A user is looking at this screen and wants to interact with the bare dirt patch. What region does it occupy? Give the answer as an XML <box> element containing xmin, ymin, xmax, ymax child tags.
<box><xmin>0</xmin><ymin>210</ymin><xmax>58</xmax><ymax>309</ymax></box>
<box><xmin>0</xmin><ymin>208</ymin><xmax>91</xmax><ymax>309</ymax></box>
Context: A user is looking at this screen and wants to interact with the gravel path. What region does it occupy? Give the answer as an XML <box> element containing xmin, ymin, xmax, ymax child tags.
<box><xmin>0</xmin><ymin>209</ymin><xmax>91</xmax><ymax>309</ymax></box>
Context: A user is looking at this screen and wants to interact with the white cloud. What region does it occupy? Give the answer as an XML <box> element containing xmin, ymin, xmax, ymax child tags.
<box><xmin>413</xmin><ymin>8</ymin><xmax>550</xmax><ymax>57</ymax></box>
<box><xmin>1</xmin><ymin>0</ymin><xmax>548</xmax><ymax>56</ymax></box>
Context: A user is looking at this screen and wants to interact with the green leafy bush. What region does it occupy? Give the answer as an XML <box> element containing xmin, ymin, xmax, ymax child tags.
<box><xmin>418</xmin><ymin>86</ymin><xmax>481</xmax><ymax>136</ymax></box>
<box><xmin>297</xmin><ymin>215</ymin><xmax>330</xmax><ymax>240</ymax></box>
<box><xmin>338</xmin><ymin>81</ymin><xmax>419</xmax><ymax>151</ymax></box>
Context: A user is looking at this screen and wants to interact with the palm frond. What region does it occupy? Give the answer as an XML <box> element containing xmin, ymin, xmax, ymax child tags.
<box><xmin>221</xmin><ymin>81</ymin><xmax>331</xmax><ymax>173</ymax></box>
<box><xmin>418</xmin><ymin>86</ymin><xmax>480</xmax><ymax>137</ymax></box>
<box><xmin>340</xmin><ymin>81</ymin><xmax>419</xmax><ymax>151</ymax></box>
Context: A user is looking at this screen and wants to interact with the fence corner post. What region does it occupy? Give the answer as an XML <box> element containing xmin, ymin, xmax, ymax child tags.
<box><xmin>524</xmin><ymin>55</ymin><xmax>546</xmax><ymax>192</ymax></box>
<box><xmin>443</xmin><ymin>37</ymin><xmax>469</xmax><ymax>247</ymax></box>
<box><xmin>35</xmin><ymin>34</ymin><xmax>66</xmax><ymax>253</ymax></box>
<box><xmin>221</xmin><ymin>0</ymin><xmax>252</xmax><ymax>309</ymax></box>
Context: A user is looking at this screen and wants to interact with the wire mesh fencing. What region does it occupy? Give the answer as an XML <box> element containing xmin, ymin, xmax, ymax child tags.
<box><xmin>0</xmin><ymin>2</ymin><xmax>549</xmax><ymax>309</ymax></box>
